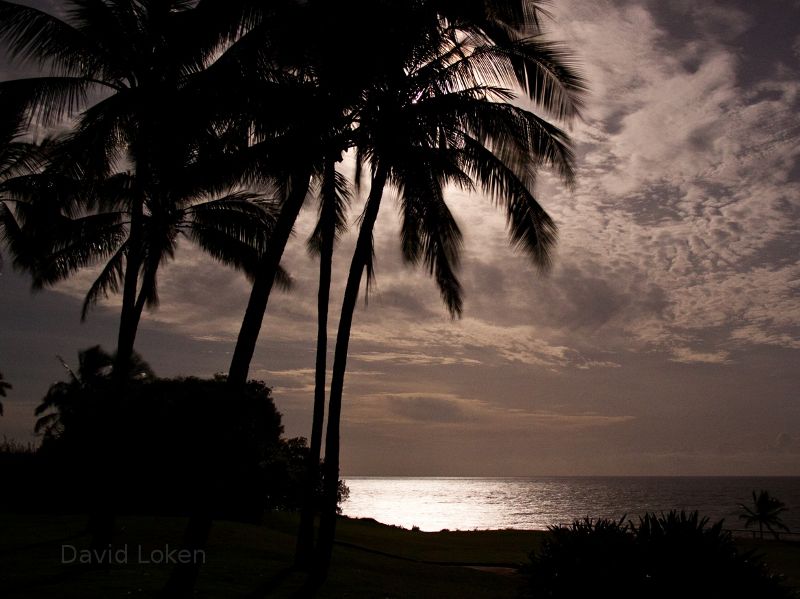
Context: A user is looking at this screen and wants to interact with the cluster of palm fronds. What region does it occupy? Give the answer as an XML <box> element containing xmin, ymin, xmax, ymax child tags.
<box><xmin>0</xmin><ymin>0</ymin><xmax>585</xmax><ymax>587</ymax></box>
<box><xmin>527</xmin><ymin>510</ymin><xmax>793</xmax><ymax>599</ymax></box>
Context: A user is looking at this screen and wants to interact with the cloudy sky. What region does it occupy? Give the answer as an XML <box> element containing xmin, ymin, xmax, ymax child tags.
<box><xmin>1</xmin><ymin>0</ymin><xmax>799</xmax><ymax>475</ymax></box>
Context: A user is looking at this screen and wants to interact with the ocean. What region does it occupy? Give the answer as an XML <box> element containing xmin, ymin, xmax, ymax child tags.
<box><xmin>341</xmin><ymin>476</ymin><xmax>800</xmax><ymax>533</ymax></box>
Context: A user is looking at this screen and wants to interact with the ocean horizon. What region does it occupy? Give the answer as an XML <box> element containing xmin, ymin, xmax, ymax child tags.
<box><xmin>341</xmin><ymin>476</ymin><xmax>800</xmax><ymax>533</ymax></box>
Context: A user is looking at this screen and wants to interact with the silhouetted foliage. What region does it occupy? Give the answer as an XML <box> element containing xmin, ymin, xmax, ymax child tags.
<box><xmin>2</xmin><ymin>347</ymin><xmax>343</xmax><ymax>519</ymax></box>
<box><xmin>0</xmin><ymin>0</ymin><xmax>291</xmax><ymax>382</ymax></box>
<box><xmin>264</xmin><ymin>436</ymin><xmax>349</xmax><ymax>514</ymax></box>
<box><xmin>527</xmin><ymin>517</ymin><xmax>637</xmax><ymax>598</ymax></box>
<box><xmin>316</xmin><ymin>0</ymin><xmax>584</xmax><ymax>575</ymax></box>
<box><xmin>739</xmin><ymin>490</ymin><xmax>791</xmax><ymax>540</ymax></box>
<box><xmin>526</xmin><ymin>511</ymin><xmax>792</xmax><ymax>599</ymax></box>
<box><xmin>34</xmin><ymin>345</ymin><xmax>153</xmax><ymax>440</ymax></box>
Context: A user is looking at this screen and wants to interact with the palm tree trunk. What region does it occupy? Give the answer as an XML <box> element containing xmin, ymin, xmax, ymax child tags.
<box><xmin>295</xmin><ymin>158</ymin><xmax>337</xmax><ymax>567</ymax></box>
<box><xmin>163</xmin><ymin>170</ymin><xmax>311</xmax><ymax>596</ymax></box>
<box><xmin>88</xmin><ymin>194</ymin><xmax>145</xmax><ymax>561</ymax></box>
<box><xmin>114</xmin><ymin>195</ymin><xmax>145</xmax><ymax>380</ymax></box>
<box><xmin>228</xmin><ymin>171</ymin><xmax>312</xmax><ymax>386</ymax></box>
<box><xmin>314</xmin><ymin>167</ymin><xmax>388</xmax><ymax>581</ymax></box>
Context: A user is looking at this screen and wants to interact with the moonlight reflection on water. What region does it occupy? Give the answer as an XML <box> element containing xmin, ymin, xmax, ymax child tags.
<box><xmin>341</xmin><ymin>477</ymin><xmax>800</xmax><ymax>532</ymax></box>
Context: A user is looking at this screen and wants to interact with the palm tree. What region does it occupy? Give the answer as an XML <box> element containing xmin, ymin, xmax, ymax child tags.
<box><xmin>0</xmin><ymin>0</ymin><xmax>275</xmax><ymax>377</ymax></box>
<box><xmin>294</xmin><ymin>157</ymin><xmax>351</xmax><ymax>565</ymax></box>
<box><xmin>314</xmin><ymin>5</ymin><xmax>584</xmax><ymax>577</ymax></box>
<box><xmin>0</xmin><ymin>0</ymin><xmax>299</xmax><ymax>558</ymax></box>
<box><xmin>34</xmin><ymin>345</ymin><xmax>154</xmax><ymax>440</ymax></box>
<box><xmin>1</xmin><ymin>137</ymin><xmax>287</xmax><ymax>325</ymax></box>
<box><xmin>739</xmin><ymin>490</ymin><xmax>791</xmax><ymax>540</ymax></box>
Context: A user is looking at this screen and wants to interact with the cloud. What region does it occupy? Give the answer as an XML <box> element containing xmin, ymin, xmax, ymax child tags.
<box><xmin>352</xmin><ymin>352</ymin><xmax>481</xmax><ymax>366</ymax></box>
<box><xmin>347</xmin><ymin>392</ymin><xmax>635</xmax><ymax>431</ymax></box>
<box><xmin>45</xmin><ymin>0</ymin><xmax>800</xmax><ymax>372</ymax></box>
<box><xmin>539</xmin><ymin>0</ymin><xmax>800</xmax><ymax>362</ymax></box>
<box><xmin>669</xmin><ymin>347</ymin><xmax>731</xmax><ymax>365</ymax></box>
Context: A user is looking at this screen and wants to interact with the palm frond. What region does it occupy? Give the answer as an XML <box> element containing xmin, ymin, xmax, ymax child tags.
<box><xmin>32</xmin><ymin>211</ymin><xmax>127</xmax><ymax>288</ymax></box>
<box><xmin>0</xmin><ymin>141</ymin><xmax>50</xmax><ymax>180</ymax></box>
<box><xmin>491</xmin><ymin>34</ymin><xmax>587</xmax><ymax>121</ymax></box>
<box><xmin>185</xmin><ymin>192</ymin><xmax>278</xmax><ymax>252</ymax></box>
<box><xmin>81</xmin><ymin>241</ymin><xmax>127</xmax><ymax>320</ymax></box>
<box><xmin>185</xmin><ymin>221</ymin><xmax>292</xmax><ymax>290</ymax></box>
<box><xmin>0</xmin><ymin>0</ymin><xmax>107</xmax><ymax>75</ymax></box>
<box><xmin>0</xmin><ymin>77</ymin><xmax>93</xmax><ymax>127</ymax></box>
<box><xmin>458</xmin><ymin>135</ymin><xmax>557</xmax><ymax>271</ymax></box>
<box><xmin>397</xmin><ymin>164</ymin><xmax>464</xmax><ymax>317</ymax></box>
<box><xmin>307</xmin><ymin>159</ymin><xmax>350</xmax><ymax>256</ymax></box>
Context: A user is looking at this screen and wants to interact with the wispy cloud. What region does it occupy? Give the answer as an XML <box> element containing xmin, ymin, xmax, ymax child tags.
<box><xmin>346</xmin><ymin>392</ymin><xmax>635</xmax><ymax>431</ymax></box>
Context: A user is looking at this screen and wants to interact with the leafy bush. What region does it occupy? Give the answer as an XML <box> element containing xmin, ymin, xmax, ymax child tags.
<box><xmin>1</xmin><ymin>348</ymin><xmax>348</xmax><ymax>519</ymax></box>
<box><xmin>526</xmin><ymin>511</ymin><xmax>792</xmax><ymax>599</ymax></box>
<box><xmin>527</xmin><ymin>517</ymin><xmax>638</xmax><ymax>599</ymax></box>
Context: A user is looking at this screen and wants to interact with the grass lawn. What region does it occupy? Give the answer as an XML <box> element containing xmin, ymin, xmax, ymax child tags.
<box><xmin>0</xmin><ymin>511</ymin><xmax>797</xmax><ymax>598</ymax></box>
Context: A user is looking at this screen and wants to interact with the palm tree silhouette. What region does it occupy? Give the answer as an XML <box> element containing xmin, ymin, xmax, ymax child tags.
<box><xmin>223</xmin><ymin>0</ymin><xmax>368</xmax><ymax>389</ymax></box>
<box><xmin>295</xmin><ymin>156</ymin><xmax>351</xmax><ymax>565</ymax></box>
<box><xmin>739</xmin><ymin>490</ymin><xmax>791</xmax><ymax>540</ymax></box>
<box><xmin>315</xmin><ymin>3</ymin><xmax>583</xmax><ymax>577</ymax></box>
<box><xmin>0</xmin><ymin>0</ymin><xmax>279</xmax><ymax>377</ymax></box>
<box><xmin>34</xmin><ymin>345</ymin><xmax>154</xmax><ymax>440</ymax></box>
<box><xmin>1</xmin><ymin>139</ymin><xmax>288</xmax><ymax>322</ymax></box>
<box><xmin>0</xmin><ymin>0</ymin><xmax>300</xmax><ymax>559</ymax></box>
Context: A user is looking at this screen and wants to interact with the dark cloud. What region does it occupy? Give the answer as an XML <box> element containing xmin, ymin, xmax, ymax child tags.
<box><xmin>389</xmin><ymin>396</ymin><xmax>470</xmax><ymax>423</ymax></box>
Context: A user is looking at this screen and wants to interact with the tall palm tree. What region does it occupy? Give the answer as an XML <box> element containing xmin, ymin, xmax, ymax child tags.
<box><xmin>314</xmin><ymin>7</ymin><xmax>584</xmax><ymax>577</ymax></box>
<box><xmin>295</xmin><ymin>156</ymin><xmax>350</xmax><ymax>566</ymax></box>
<box><xmin>0</xmin><ymin>0</ymin><xmax>298</xmax><ymax>558</ymax></box>
<box><xmin>223</xmin><ymin>0</ymin><xmax>365</xmax><ymax>390</ymax></box>
<box><xmin>0</xmin><ymin>0</ymin><xmax>272</xmax><ymax>377</ymax></box>
<box><xmin>739</xmin><ymin>490</ymin><xmax>791</xmax><ymax>540</ymax></box>
<box><xmin>223</xmin><ymin>0</ymin><xmax>501</xmax><ymax>388</ymax></box>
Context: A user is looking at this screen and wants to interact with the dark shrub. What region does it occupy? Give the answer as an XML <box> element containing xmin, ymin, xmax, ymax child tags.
<box><xmin>527</xmin><ymin>517</ymin><xmax>639</xmax><ymax>599</ymax></box>
<box><xmin>1</xmin><ymin>369</ymin><xmax>325</xmax><ymax>520</ymax></box>
<box><xmin>526</xmin><ymin>511</ymin><xmax>792</xmax><ymax>599</ymax></box>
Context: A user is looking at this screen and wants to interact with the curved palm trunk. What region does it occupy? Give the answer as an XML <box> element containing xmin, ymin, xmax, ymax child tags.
<box><xmin>163</xmin><ymin>170</ymin><xmax>311</xmax><ymax>596</ymax></box>
<box><xmin>296</xmin><ymin>158</ymin><xmax>337</xmax><ymax>567</ymax></box>
<box><xmin>314</xmin><ymin>167</ymin><xmax>388</xmax><ymax>581</ymax></box>
<box><xmin>228</xmin><ymin>170</ymin><xmax>312</xmax><ymax>386</ymax></box>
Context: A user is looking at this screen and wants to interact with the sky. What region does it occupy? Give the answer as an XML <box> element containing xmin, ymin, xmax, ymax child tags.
<box><xmin>1</xmin><ymin>0</ymin><xmax>799</xmax><ymax>476</ymax></box>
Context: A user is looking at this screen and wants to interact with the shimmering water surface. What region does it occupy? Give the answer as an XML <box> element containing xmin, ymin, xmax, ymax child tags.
<box><xmin>342</xmin><ymin>477</ymin><xmax>800</xmax><ymax>532</ymax></box>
